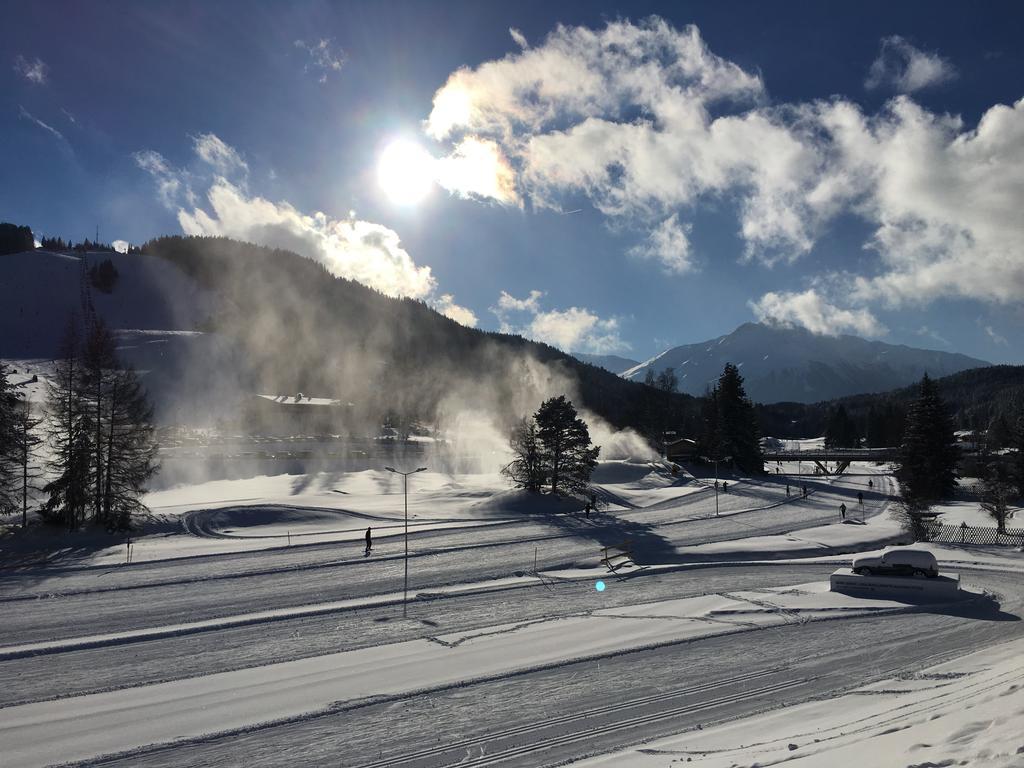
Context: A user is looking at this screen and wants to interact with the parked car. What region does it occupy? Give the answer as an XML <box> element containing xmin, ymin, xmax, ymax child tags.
<box><xmin>852</xmin><ymin>548</ymin><xmax>939</xmax><ymax>578</ymax></box>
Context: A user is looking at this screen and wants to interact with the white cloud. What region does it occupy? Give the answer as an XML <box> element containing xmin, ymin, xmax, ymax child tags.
<box><xmin>985</xmin><ymin>325</ymin><xmax>1008</xmax><ymax>346</ymax></box>
<box><xmin>915</xmin><ymin>325</ymin><xmax>949</xmax><ymax>347</ymax></box>
<box><xmin>18</xmin><ymin>105</ymin><xmax>64</xmax><ymax>142</ymax></box>
<box><xmin>178</xmin><ymin>179</ymin><xmax>436</xmax><ymax>298</ymax></box>
<box><xmin>491</xmin><ymin>290</ymin><xmax>628</xmax><ymax>353</ymax></box>
<box><xmin>424</xmin><ymin>19</ymin><xmax>825</xmax><ymax>264</ymax></box>
<box><xmin>13</xmin><ymin>55</ymin><xmax>47</xmax><ymax>84</ymax></box>
<box><xmin>822</xmin><ymin>97</ymin><xmax>1024</xmax><ymax>309</ymax></box>
<box><xmin>133</xmin><ymin>149</ymin><xmax>184</xmax><ymax>208</ymax></box>
<box><xmin>509</xmin><ymin>28</ymin><xmax>528</xmax><ymax>49</ymax></box>
<box><xmin>627</xmin><ymin>214</ymin><xmax>694</xmax><ymax>274</ymax></box>
<box><xmin>749</xmin><ymin>289</ymin><xmax>886</xmax><ymax>337</ymax></box>
<box><xmin>434</xmin><ymin>137</ymin><xmax>519</xmax><ymax>204</ymax></box>
<box><xmin>192</xmin><ymin>133</ymin><xmax>248</xmax><ymax>176</ymax></box>
<box><xmin>496</xmin><ymin>289</ymin><xmax>544</xmax><ymax>313</ymax></box>
<box><xmin>434</xmin><ymin>294</ymin><xmax>478</xmax><ymax>327</ymax></box>
<box><xmin>294</xmin><ymin>39</ymin><xmax>345</xmax><ymax>83</ymax></box>
<box><xmin>112</xmin><ymin>240</ymin><xmax>130</xmax><ymax>254</ymax></box>
<box><xmin>421</xmin><ymin>18</ymin><xmax>1024</xmax><ymax>329</ymax></box>
<box><xmin>865</xmin><ymin>36</ymin><xmax>956</xmax><ymax>93</ymax></box>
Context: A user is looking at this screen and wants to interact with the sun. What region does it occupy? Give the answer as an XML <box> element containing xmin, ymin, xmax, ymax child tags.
<box><xmin>377</xmin><ymin>139</ymin><xmax>436</xmax><ymax>206</ymax></box>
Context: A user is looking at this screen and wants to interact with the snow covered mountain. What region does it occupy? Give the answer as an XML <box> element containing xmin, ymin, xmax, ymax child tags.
<box><xmin>622</xmin><ymin>322</ymin><xmax>989</xmax><ymax>404</ymax></box>
<box><xmin>572</xmin><ymin>352</ymin><xmax>641</xmax><ymax>374</ymax></box>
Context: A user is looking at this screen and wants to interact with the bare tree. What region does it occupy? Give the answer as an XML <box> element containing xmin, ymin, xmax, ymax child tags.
<box><xmin>979</xmin><ymin>464</ymin><xmax>1015</xmax><ymax>533</ymax></box>
<box><xmin>502</xmin><ymin>417</ymin><xmax>545</xmax><ymax>493</ymax></box>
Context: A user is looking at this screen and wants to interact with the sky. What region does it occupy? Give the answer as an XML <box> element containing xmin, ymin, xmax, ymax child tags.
<box><xmin>3</xmin><ymin>0</ymin><xmax>1024</xmax><ymax>364</ymax></box>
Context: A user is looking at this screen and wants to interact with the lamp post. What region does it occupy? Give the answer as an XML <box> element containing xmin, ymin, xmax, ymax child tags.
<box><xmin>385</xmin><ymin>465</ymin><xmax>427</xmax><ymax>617</ymax></box>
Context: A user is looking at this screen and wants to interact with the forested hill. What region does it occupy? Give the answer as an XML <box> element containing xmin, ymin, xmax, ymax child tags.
<box><xmin>757</xmin><ymin>365</ymin><xmax>1024</xmax><ymax>441</ymax></box>
<box><xmin>141</xmin><ymin>236</ymin><xmax>696</xmax><ymax>433</ymax></box>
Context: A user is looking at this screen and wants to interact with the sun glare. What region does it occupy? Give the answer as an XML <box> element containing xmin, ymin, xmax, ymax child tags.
<box><xmin>377</xmin><ymin>139</ymin><xmax>436</xmax><ymax>206</ymax></box>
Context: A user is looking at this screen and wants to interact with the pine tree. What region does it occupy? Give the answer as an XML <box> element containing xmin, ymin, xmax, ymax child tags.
<box><xmin>697</xmin><ymin>387</ymin><xmax>723</xmax><ymax>461</ymax></box>
<box><xmin>1012</xmin><ymin>411</ymin><xmax>1024</xmax><ymax>498</ymax></box>
<box><xmin>42</xmin><ymin>317</ymin><xmax>92</xmax><ymax>530</ymax></box>
<box><xmin>979</xmin><ymin>461</ymin><xmax>1015</xmax><ymax>533</ymax></box>
<box><xmin>502</xmin><ymin>417</ymin><xmax>545</xmax><ymax>493</ymax></box>
<box><xmin>13</xmin><ymin>401</ymin><xmax>43</xmax><ymax>528</ymax></box>
<box><xmin>714</xmin><ymin>364</ymin><xmax>763</xmax><ymax>473</ymax></box>
<box><xmin>100</xmin><ymin>365</ymin><xmax>158</xmax><ymax>529</ymax></box>
<box><xmin>82</xmin><ymin>317</ymin><xmax>117</xmax><ymax>524</ymax></box>
<box><xmin>655</xmin><ymin>368</ymin><xmax>678</xmax><ymax>393</ymax></box>
<box><xmin>534</xmin><ymin>395</ymin><xmax>600</xmax><ymax>496</ymax></box>
<box><xmin>897</xmin><ymin>374</ymin><xmax>958</xmax><ymax>506</ymax></box>
<box><xmin>825</xmin><ymin>404</ymin><xmax>860</xmax><ymax>448</ymax></box>
<box><xmin>0</xmin><ymin>363</ymin><xmax>20</xmax><ymax>516</ymax></box>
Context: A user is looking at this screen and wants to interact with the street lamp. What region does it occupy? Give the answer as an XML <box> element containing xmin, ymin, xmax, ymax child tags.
<box><xmin>385</xmin><ymin>465</ymin><xmax>428</xmax><ymax>617</ymax></box>
<box><xmin>700</xmin><ymin>455</ymin><xmax>731</xmax><ymax>517</ymax></box>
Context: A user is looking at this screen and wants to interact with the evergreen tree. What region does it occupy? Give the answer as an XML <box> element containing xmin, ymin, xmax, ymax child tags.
<box><xmin>979</xmin><ymin>461</ymin><xmax>1015</xmax><ymax>533</ymax></box>
<box><xmin>42</xmin><ymin>318</ymin><xmax>91</xmax><ymax>530</ymax></box>
<box><xmin>1011</xmin><ymin>411</ymin><xmax>1024</xmax><ymax>498</ymax></box>
<box><xmin>897</xmin><ymin>374</ymin><xmax>958</xmax><ymax>506</ymax></box>
<box><xmin>100</xmin><ymin>363</ymin><xmax>159</xmax><ymax>530</ymax></box>
<box><xmin>0</xmin><ymin>363</ymin><xmax>20</xmax><ymax>516</ymax></box>
<box><xmin>82</xmin><ymin>317</ymin><xmax>117</xmax><ymax>524</ymax></box>
<box><xmin>534</xmin><ymin>395</ymin><xmax>600</xmax><ymax>496</ymax></box>
<box><xmin>13</xmin><ymin>401</ymin><xmax>43</xmax><ymax>528</ymax></box>
<box><xmin>502</xmin><ymin>416</ymin><xmax>545</xmax><ymax>493</ymax></box>
<box><xmin>714</xmin><ymin>364</ymin><xmax>763</xmax><ymax>473</ymax></box>
<box><xmin>655</xmin><ymin>368</ymin><xmax>678</xmax><ymax>394</ymax></box>
<box><xmin>697</xmin><ymin>386</ymin><xmax>723</xmax><ymax>461</ymax></box>
<box><xmin>825</xmin><ymin>404</ymin><xmax>860</xmax><ymax>448</ymax></box>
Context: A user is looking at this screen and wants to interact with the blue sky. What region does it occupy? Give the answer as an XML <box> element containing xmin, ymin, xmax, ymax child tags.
<box><xmin>3</xmin><ymin>0</ymin><xmax>1024</xmax><ymax>363</ymax></box>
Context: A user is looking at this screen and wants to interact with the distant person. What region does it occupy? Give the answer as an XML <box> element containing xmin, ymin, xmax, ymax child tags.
<box><xmin>802</xmin><ymin>485</ymin><xmax>808</xmax><ymax>498</ymax></box>
<box><xmin>857</xmin><ymin>492</ymin><xmax>864</xmax><ymax>505</ymax></box>
<box><xmin>714</xmin><ymin>480</ymin><xmax>719</xmax><ymax>490</ymax></box>
<box><xmin>722</xmin><ymin>482</ymin><xmax>728</xmax><ymax>493</ymax></box>
<box><xmin>786</xmin><ymin>484</ymin><xmax>790</xmax><ymax>497</ymax></box>
<box><xmin>868</xmin><ymin>479</ymin><xmax>874</xmax><ymax>490</ymax></box>
<box><xmin>585</xmin><ymin>502</ymin><xmax>591</xmax><ymax>518</ymax></box>
<box><xmin>840</xmin><ymin>503</ymin><xmax>847</xmax><ymax>520</ymax></box>
<box><xmin>364</xmin><ymin>527</ymin><xmax>372</xmax><ymax>556</ymax></box>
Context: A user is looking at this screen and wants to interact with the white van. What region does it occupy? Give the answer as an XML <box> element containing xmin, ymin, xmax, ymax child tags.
<box><xmin>852</xmin><ymin>548</ymin><xmax>939</xmax><ymax>578</ymax></box>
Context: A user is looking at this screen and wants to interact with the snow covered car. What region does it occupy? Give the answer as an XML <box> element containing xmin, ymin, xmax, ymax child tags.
<box><xmin>852</xmin><ymin>548</ymin><xmax>939</xmax><ymax>578</ymax></box>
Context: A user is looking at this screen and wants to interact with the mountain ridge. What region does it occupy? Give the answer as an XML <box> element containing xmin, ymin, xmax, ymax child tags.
<box><xmin>623</xmin><ymin>322</ymin><xmax>989</xmax><ymax>404</ymax></box>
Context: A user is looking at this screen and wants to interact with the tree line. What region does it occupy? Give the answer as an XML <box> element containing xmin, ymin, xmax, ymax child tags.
<box><xmin>0</xmin><ymin>313</ymin><xmax>158</xmax><ymax>532</ymax></box>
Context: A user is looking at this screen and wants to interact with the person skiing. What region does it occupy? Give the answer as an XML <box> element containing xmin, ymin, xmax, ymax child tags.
<box><xmin>722</xmin><ymin>482</ymin><xmax>728</xmax><ymax>493</ymax></box>
<box><xmin>857</xmin><ymin>491</ymin><xmax>864</xmax><ymax>505</ymax></box>
<box><xmin>840</xmin><ymin>503</ymin><xmax>847</xmax><ymax>520</ymax></box>
<box><xmin>868</xmin><ymin>479</ymin><xmax>874</xmax><ymax>490</ymax></box>
<box><xmin>364</xmin><ymin>526</ymin><xmax>372</xmax><ymax>556</ymax></box>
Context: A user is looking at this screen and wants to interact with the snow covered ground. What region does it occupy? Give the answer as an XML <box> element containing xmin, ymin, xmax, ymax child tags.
<box><xmin>3</xmin><ymin>454</ymin><xmax>1023</xmax><ymax>767</ymax></box>
<box><xmin>569</xmin><ymin>634</ymin><xmax>1024</xmax><ymax>768</ymax></box>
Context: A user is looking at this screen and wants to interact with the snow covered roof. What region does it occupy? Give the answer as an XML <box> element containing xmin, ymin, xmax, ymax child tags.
<box><xmin>255</xmin><ymin>394</ymin><xmax>344</xmax><ymax>407</ymax></box>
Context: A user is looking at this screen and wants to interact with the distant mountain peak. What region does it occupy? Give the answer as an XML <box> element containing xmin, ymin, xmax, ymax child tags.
<box><xmin>623</xmin><ymin>322</ymin><xmax>989</xmax><ymax>404</ymax></box>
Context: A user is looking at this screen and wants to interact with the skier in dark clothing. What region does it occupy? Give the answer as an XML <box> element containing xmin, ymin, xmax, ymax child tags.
<box><xmin>802</xmin><ymin>485</ymin><xmax>808</xmax><ymax>498</ymax></box>
<box><xmin>364</xmin><ymin>527</ymin><xmax>372</xmax><ymax>556</ymax></box>
<box><xmin>857</xmin><ymin>491</ymin><xmax>864</xmax><ymax>505</ymax></box>
<box><xmin>786</xmin><ymin>484</ymin><xmax>790</xmax><ymax>497</ymax></box>
<box><xmin>840</xmin><ymin>503</ymin><xmax>847</xmax><ymax>520</ymax></box>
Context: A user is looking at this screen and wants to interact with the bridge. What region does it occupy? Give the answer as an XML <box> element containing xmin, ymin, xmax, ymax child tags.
<box><xmin>762</xmin><ymin>447</ymin><xmax>898</xmax><ymax>476</ymax></box>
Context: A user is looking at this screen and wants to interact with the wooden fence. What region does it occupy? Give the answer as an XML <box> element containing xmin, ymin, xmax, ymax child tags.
<box><xmin>925</xmin><ymin>523</ymin><xmax>1024</xmax><ymax>546</ymax></box>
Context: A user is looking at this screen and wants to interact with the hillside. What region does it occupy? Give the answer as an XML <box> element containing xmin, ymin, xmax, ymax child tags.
<box><xmin>0</xmin><ymin>237</ymin><xmax>697</xmax><ymax>433</ymax></box>
<box><xmin>623</xmin><ymin>322</ymin><xmax>989</xmax><ymax>404</ymax></box>
<box><xmin>756</xmin><ymin>365</ymin><xmax>1024</xmax><ymax>440</ymax></box>
<box><xmin>571</xmin><ymin>353</ymin><xmax>640</xmax><ymax>375</ymax></box>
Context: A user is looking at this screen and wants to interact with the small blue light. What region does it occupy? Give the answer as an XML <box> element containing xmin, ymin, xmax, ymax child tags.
<box><xmin>595</xmin><ymin>580</ymin><xmax>606</xmax><ymax>592</ymax></box>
